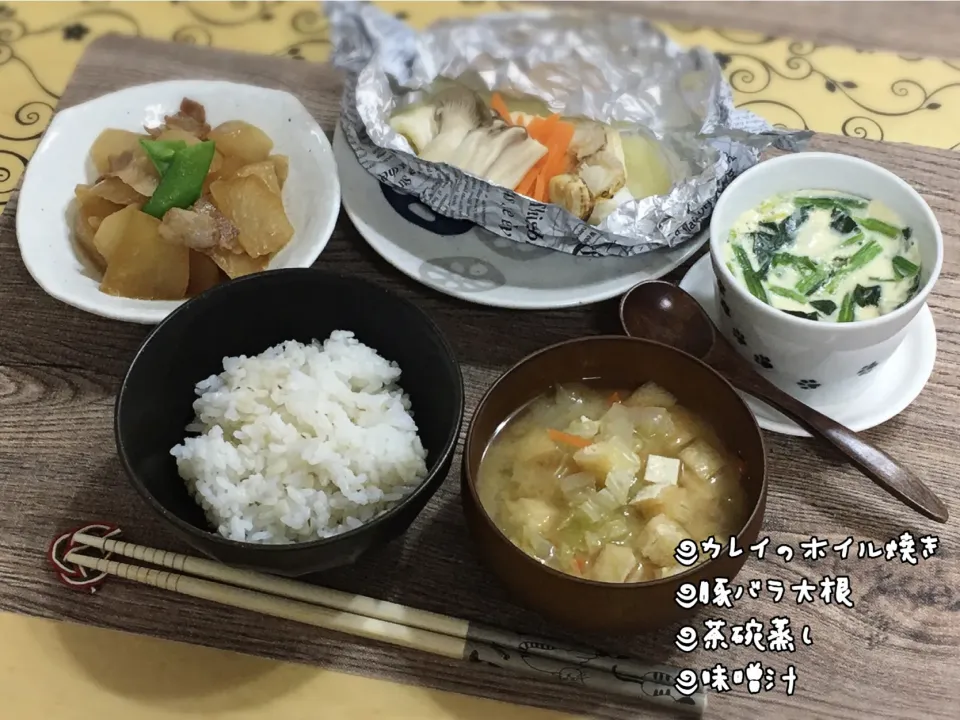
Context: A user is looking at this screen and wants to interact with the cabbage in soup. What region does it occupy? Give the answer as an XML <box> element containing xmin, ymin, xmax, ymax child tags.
<box><xmin>476</xmin><ymin>383</ymin><xmax>749</xmax><ymax>584</ymax></box>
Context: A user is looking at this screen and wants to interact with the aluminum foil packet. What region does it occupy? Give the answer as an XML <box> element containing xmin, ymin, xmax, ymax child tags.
<box><xmin>327</xmin><ymin>2</ymin><xmax>811</xmax><ymax>257</ymax></box>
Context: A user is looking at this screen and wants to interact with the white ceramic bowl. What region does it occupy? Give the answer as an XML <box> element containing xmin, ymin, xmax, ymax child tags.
<box><xmin>709</xmin><ymin>152</ymin><xmax>942</xmax><ymax>398</ymax></box>
<box><xmin>17</xmin><ymin>80</ymin><xmax>341</xmax><ymax>324</ymax></box>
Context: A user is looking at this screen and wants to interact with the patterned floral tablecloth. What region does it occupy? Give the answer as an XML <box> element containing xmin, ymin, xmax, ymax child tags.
<box><xmin>1</xmin><ymin>4</ymin><xmax>959</xmax><ymax>719</ymax></box>
<box><xmin>3</xmin><ymin>1</ymin><xmax>960</xmax><ymax>216</ymax></box>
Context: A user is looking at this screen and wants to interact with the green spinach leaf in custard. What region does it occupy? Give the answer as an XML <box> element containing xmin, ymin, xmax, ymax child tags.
<box><xmin>722</xmin><ymin>190</ymin><xmax>922</xmax><ymax>323</ymax></box>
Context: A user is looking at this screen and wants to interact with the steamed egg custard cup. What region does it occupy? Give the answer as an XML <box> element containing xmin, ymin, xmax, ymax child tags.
<box><xmin>709</xmin><ymin>152</ymin><xmax>943</xmax><ymax>399</ymax></box>
<box><xmin>461</xmin><ymin>336</ymin><xmax>767</xmax><ymax>634</ymax></box>
<box><xmin>115</xmin><ymin>269</ymin><xmax>465</xmax><ymax>577</ymax></box>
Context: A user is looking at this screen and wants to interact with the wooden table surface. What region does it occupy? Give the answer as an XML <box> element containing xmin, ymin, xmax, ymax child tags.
<box><xmin>1</xmin><ymin>5</ymin><xmax>959</xmax><ymax>720</ymax></box>
<box><xmin>629</xmin><ymin>1</ymin><xmax>960</xmax><ymax>56</ymax></box>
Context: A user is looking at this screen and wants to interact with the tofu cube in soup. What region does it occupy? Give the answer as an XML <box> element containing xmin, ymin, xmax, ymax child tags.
<box><xmin>476</xmin><ymin>384</ymin><xmax>748</xmax><ymax>584</ymax></box>
<box><xmin>638</xmin><ymin>514</ymin><xmax>693</xmax><ymax>567</ymax></box>
<box><xmin>661</xmin><ymin>486</ymin><xmax>719</xmax><ymax>541</ymax></box>
<box><xmin>632</xmin><ymin>485</ymin><xmax>705</xmax><ymax>537</ymax></box>
<box><xmin>574</xmin><ymin>438</ymin><xmax>641</xmax><ymax>478</ymax></box>
<box><xmin>680</xmin><ymin>439</ymin><xmax>727</xmax><ymax>481</ymax></box>
<box><xmin>506</xmin><ymin>498</ymin><xmax>558</xmax><ymax>534</ymax></box>
<box><xmin>631</xmin><ymin>482</ymin><xmax>672</xmax><ymax>518</ymax></box>
<box><xmin>643</xmin><ymin>454</ymin><xmax>681</xmax><ymax>485</ymax></box>
<box><xmin>588</xmin><ymin>544</ymin><xmax>637</xmax><ymax>583</ymax></box>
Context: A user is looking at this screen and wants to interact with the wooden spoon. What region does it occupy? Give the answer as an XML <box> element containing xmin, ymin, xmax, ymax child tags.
<box><xmin>619</xmin><ymin>280</ymin><xmax>948</xmax><ymax>524</ymax></box>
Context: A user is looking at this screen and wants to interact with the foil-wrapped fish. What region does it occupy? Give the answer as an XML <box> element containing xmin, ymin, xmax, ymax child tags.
<box><xmin>390</xmin><ymin>85</ymin><xmax>639</xmax><ymax>225</ymax></box>
<box><xmin>328</xmin><ymin>3</ymin><xmax>810</xmax><ymax>257</ymax></box>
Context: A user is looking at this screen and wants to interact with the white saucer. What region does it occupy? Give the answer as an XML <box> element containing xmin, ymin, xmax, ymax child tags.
<box><xmin>678</xmin><ymin>255</ymin><xmax>938</xmax><ymax>436</ymax></box>
<box><xmin>333</xmin><ymin>123</ymin><xmax>707</xmax><ymax>310</ymax></box>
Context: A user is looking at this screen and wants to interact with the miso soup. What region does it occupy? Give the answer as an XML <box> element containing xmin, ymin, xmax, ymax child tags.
<box><xmin>476</xmin><ymin>382</ymin><xmax>749</xmax><ymax>583</ymax></box>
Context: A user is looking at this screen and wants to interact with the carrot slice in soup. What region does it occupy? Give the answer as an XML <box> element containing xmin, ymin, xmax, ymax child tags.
<box><xmin>547</xmin><ymin>429</ymin><xmax>592</xmax><ymax>448</ymax></box>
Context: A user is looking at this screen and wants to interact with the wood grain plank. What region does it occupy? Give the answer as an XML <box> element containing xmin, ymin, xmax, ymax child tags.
<box><xmin>1</xmin><ymin>34</ymin><xmax>959</xmax><ymax>720</ymax></box>
<box><xmin>625</xmin><ymin>2</ymin><xmax>960</xmax><ymax>56</ymax></box>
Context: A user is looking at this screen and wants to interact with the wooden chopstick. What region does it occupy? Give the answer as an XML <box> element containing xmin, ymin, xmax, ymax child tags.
<box><xmin>68</xmin><ymin>533</ymin><xmax>706</xmax><ymax>715</ymax></box>
<box><xmin>71</xmin><ymin>533</ymin><xmax>694</xmax><ymax>692</ymax></box>
<box><xmin>72</xmin><ymin>531</ymin><xmax>467</xmax><ymax>638</ymax></box>
<box><xmin>66</xmin><ymin>552</ymin><xmax>466</xmax><ymax>657</ymax></box>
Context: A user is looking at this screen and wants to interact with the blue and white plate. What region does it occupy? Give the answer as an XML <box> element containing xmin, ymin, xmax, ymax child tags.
<box><xmin>333</xmin><ymin>124</ymin><xmax>707</xmax><ymax>310</ymax></box>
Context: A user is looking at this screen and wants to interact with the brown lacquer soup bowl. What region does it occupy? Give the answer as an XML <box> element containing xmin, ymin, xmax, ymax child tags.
<box><xmin>461</xmin><ymin>336</ymin><xmax>768</xmax><ymax>633</ymax></box>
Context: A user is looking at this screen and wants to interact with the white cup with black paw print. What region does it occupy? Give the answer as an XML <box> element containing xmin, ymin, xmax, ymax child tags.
<box><xmin>708</xmin><ymin>152</ymin><xmax>943</xmax><ymax>400</ymax></box>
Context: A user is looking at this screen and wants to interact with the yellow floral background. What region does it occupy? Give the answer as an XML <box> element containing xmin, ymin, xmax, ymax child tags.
<box><xmin>3</xmin><ymin>0</ymin><xmax>960</xmax><ymax>214</ymax></box>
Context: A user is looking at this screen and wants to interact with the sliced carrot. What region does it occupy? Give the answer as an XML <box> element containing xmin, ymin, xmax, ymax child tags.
<box><xmin>548</xmin><ymin>126</ymin><xmax>576</xmax><ymax>162</ymax></box>
<box><xmin>528</xmin><ymin>114</ymin><xmax>560</xmax><ymax>144</ymax></box>
<box><xmin>608</xmin><ymin>392</ymin><xmax>621</xmax><ymax>404</ymax></box>
<box><xmin>547</xmin><ymin>428</ymin><xmax>592</xmax><ymax>449</ymax></box>
<box><xmin>515</xmin><ymin>168</ymin><xmax>538</xmax><ymax>196</ymax></box>
<box><xmin>534</xmin><ymin>172</ymin><xmax>547</xmax><ymax>203</ymax></box>
<box><xmin>574</xmin><ymin>554</ymin><xmax>588</xmax><ymax>573</ymax></box>
<box><xmin>511</xmin><ymin>115</ymin><xmax>572</xmax><ymax>197</ymax></box>
<box><xmin>526</xmin><ymin>116</ymin><xmax>545</xmax><ymax>138</ymax></box>
<box><xmin>539</xmin><ymin>120</ymin><xmax>575</xmax><ymax>182</ymax></box>
<box><xmin>515</xmin><ymin>155</ymin><xmax>548</xmax><ymax>195</ymax></box>
<box><xmin>490</xmin><ymin>92</ymin><xmax>511</xmax><ymax>122</ymax></box>
<box><xmin>542</xmin><ymin>113</ymin><xmax>561</xmax><ymax>134</ymax></box>
<box><xmin>514</xmin><ymin>144</ymin><xmax>548</xmax><ymax>194</ymax></box>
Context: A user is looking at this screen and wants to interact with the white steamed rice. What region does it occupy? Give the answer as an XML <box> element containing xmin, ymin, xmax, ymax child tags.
<box><xmin>170</xmin><ymin>331</ymin><xmax>428</xmax><ymax>544</ymax></box>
